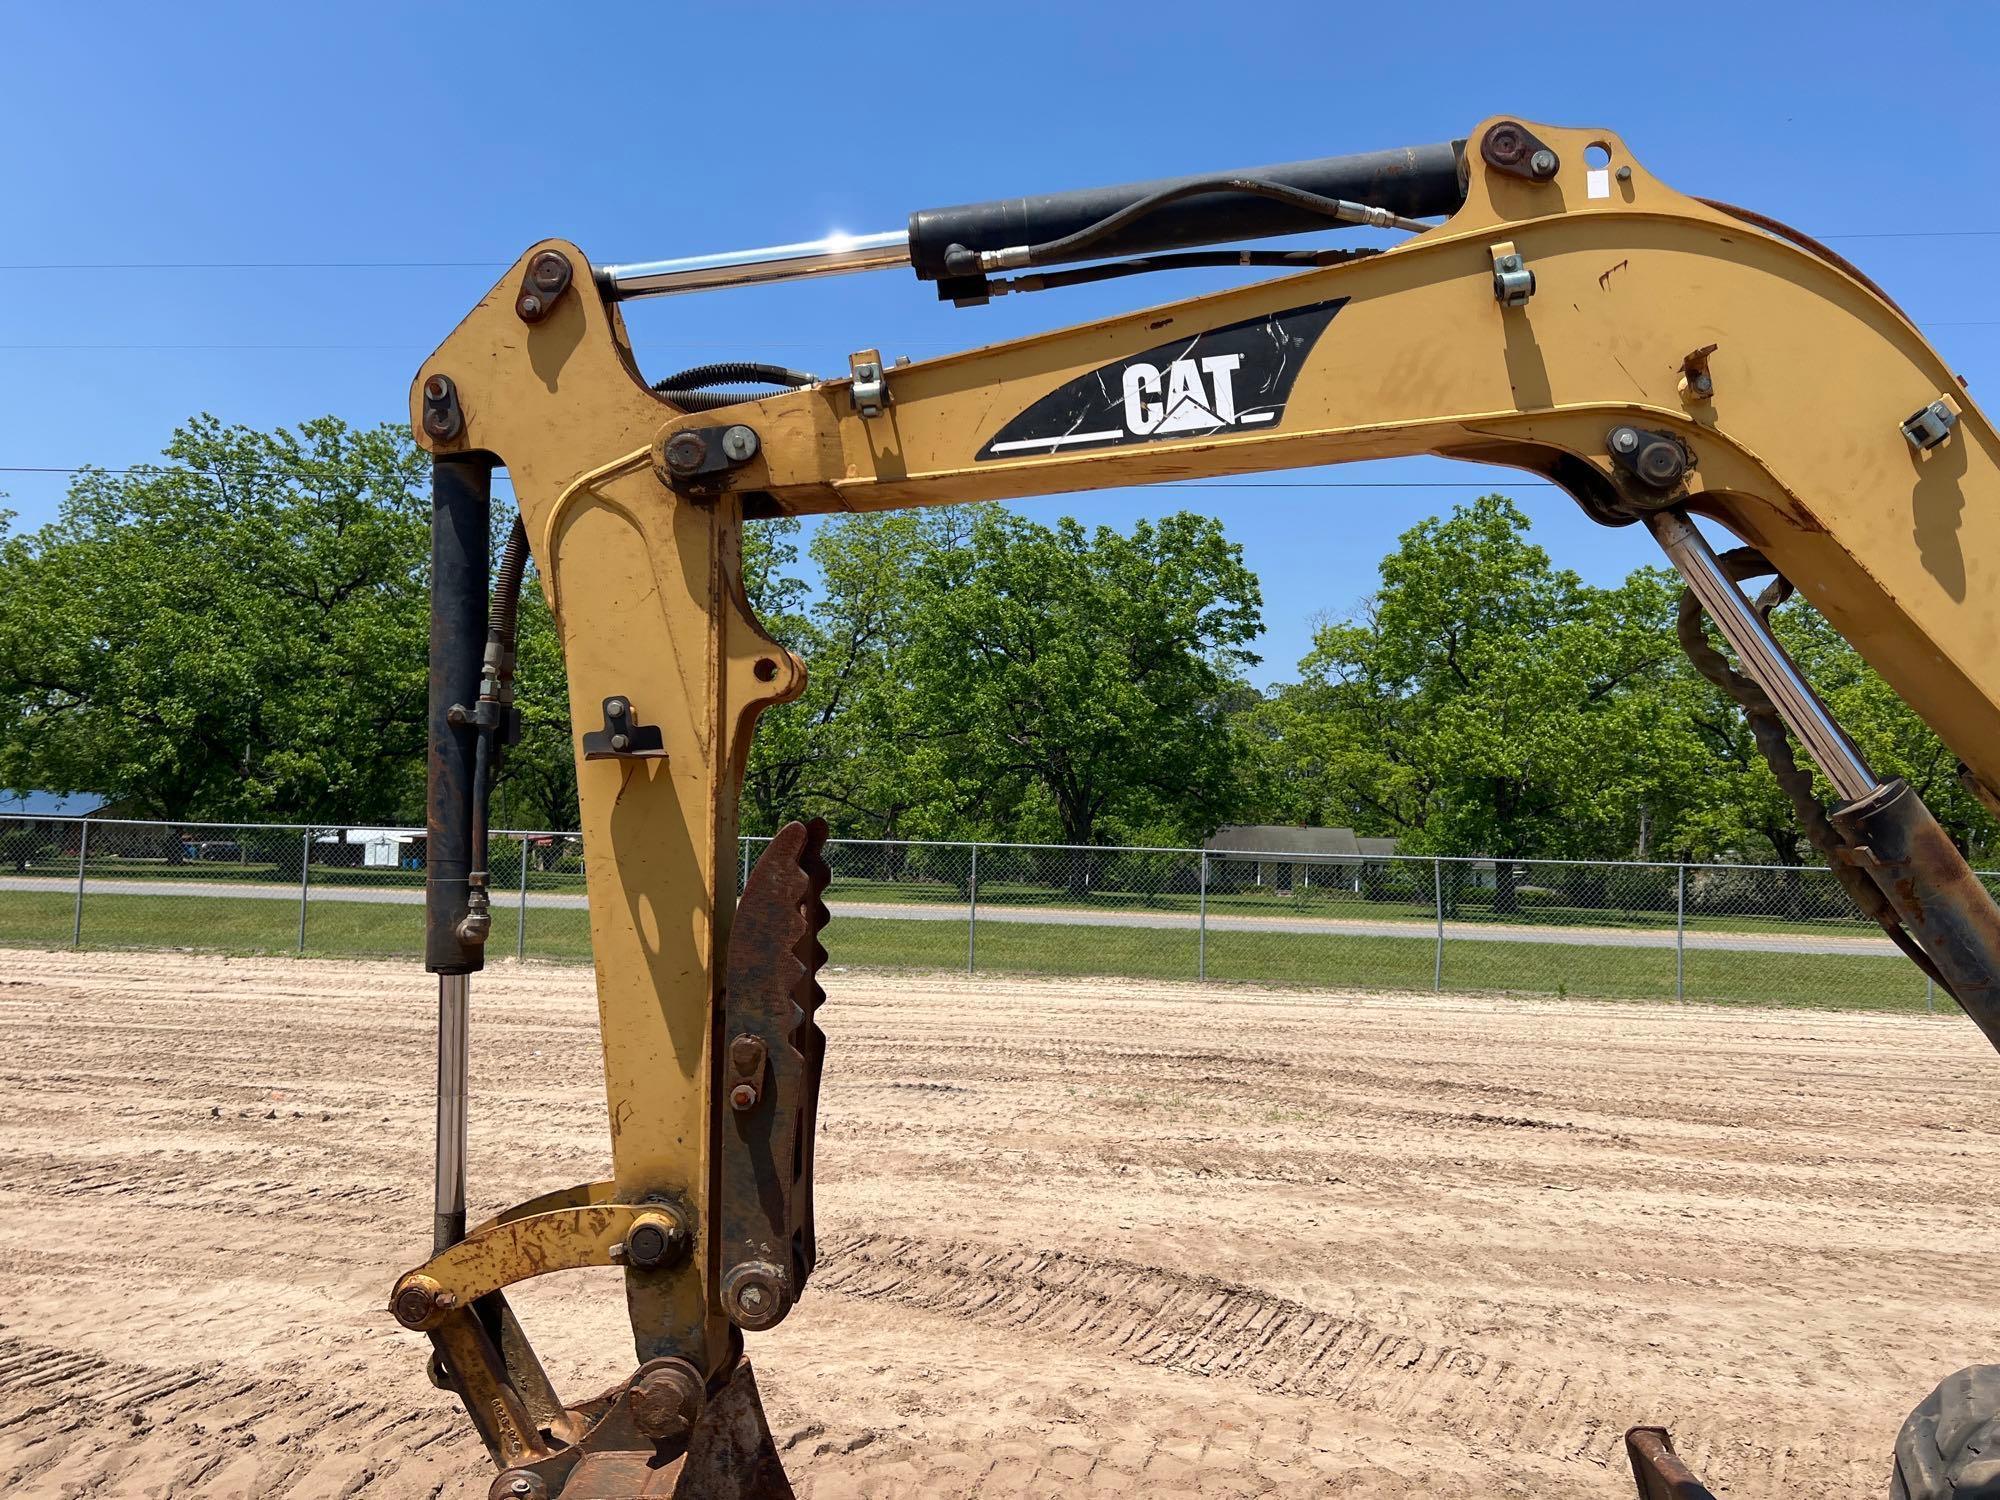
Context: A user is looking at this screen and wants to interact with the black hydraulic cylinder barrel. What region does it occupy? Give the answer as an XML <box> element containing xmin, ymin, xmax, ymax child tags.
<box><xmin>1831</xmin><ymin>778</ymin><xmax>2000</xmax><ymax>1051</ymax></box>
<box><xmin>907</xmin><ymin>140</ymin><xmax>1465</xmax><ymax>281</ymax></box>
<box><xmin>426</xmin><ymin>454</ymin><xmax>493</xmax><ymax>976</ymax></box>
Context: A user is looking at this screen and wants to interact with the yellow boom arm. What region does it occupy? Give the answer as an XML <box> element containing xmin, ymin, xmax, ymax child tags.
<box><xmin>390</xmin><ymin>118</ymin><xmax>2000</xmax><ymax>1499</ymax></box>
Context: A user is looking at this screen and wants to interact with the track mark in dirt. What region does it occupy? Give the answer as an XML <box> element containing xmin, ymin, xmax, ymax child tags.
<box><xmin>809</xmin><ymin>1232</ymin><xmax>1818</xmax><ymax>1488</ymax></box>
<box><xmin>0</xmin><ymin>1334</ymin><xmax>471</xmax><ymax>1498</ymax></box>
<box><xmin>3</xmin><ymin>951</ymin><xmax>1993</xmax><ymax>1498</ymax></box>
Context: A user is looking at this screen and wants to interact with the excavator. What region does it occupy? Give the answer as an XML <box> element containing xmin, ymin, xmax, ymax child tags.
<box><xmin>390</xmin><ymin>118</ymin><xmax>2000</xmax><ymax>1498</ymax></box>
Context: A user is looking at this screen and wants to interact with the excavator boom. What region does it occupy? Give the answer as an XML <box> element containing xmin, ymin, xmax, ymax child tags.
<box><xmin>391</xmin><ymin>119</ymin><xmax>2000</xmax><ymax>1498</ymax></box>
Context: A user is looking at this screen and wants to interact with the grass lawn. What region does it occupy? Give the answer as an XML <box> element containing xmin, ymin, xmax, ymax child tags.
<box><xmin>0</xmin><ymin>889</ymin><xmax>1940</xmax><ymax>1017</ymax></box>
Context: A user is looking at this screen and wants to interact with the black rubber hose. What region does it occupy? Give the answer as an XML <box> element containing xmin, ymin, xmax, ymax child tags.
<box><xmin>652</xmin><ymin>361</ymin><xmax>819</xmax><ymax>413</ymax></box>
<box><xmin>1000</xmin><ymin>246</ymin><xmax>1376</xmax><ymax>294</ymax></box>
<box><xmin>946</xmin><ymin>176</ymin><xmax>1424</xmax><ymax>278</ymax></box>
<box><xmin>489</xmin><ymin>517</ymin><xmax>528</xmax><ymax>649</ymax></box>
<box><xmin>654</xmin><ymin>361</ymin><xmax>817</xmax><ymax>391</ymax></box>
<box><xmin>652</xmin><ymin>388</ymin><xmax>790</xmax><ymax>412</ymax></box>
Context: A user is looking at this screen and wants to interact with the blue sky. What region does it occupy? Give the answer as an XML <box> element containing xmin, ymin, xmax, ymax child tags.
<box><xmin>4</xmin><ymin>2</ymin><xmax>1995</xmax><ymax>687</ymax></box>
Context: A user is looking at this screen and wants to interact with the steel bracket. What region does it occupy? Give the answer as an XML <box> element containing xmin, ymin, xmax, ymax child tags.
<box><xmin>581</xmin><ymin>697</ymin><xmax>666</xmax><ymax>761</ymax></box>
<box><xmin>1490</xmin><ymin>241</ymin><xmax>1535</xmax><ymax>307</ymax></box>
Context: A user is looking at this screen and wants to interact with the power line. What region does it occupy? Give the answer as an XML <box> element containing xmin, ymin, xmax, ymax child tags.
<box><xmin>2</xmin><ymin>227</ymin><xmax>1998</xmax><ymax>274</ymax></box>
<box><xmin>0</xmin><ymin>260</ymin><xmax>507</xmax><ymax>271</ymax></box>
<box><xmin>0</xmin><ymin>340</ymin><xmax>929</xmax><ymax>352</ymax></box>
<box><xmin>4</xmin><ymin>319</ymin><xmax>1997</xmax><ymax>356</ymax></box>
<box><xmin>1816</xmin><ymin>230</ymin><xmax>2000</xmax><ymax>240</ymax></box>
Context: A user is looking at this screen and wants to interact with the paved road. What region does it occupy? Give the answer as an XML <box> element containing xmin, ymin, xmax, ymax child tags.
<box><xmin>0</xmin><ymin>874</ymin><xmax>1904</xmax><ymax>957</ymax></box>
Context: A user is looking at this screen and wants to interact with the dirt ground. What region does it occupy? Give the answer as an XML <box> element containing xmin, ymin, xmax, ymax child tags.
<box><xmin>1</xmin><ymin>951</ymin><xmax>1996</xmax><ymax>1498</ymax></box>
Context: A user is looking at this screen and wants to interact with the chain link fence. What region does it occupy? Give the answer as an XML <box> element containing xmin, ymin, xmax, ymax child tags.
<box><xmin>1</xmin><ymin>813</ymin><xmax>1984</xmax><ymax>1014</ymax></box>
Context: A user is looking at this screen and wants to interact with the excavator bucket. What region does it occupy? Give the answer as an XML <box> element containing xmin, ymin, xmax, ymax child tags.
<box><xmin>558</xmin><ymin>1362</ymin><xmax>794</xmax><ymax>1500</ymax></box>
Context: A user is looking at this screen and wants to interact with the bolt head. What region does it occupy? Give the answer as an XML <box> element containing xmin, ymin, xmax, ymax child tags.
<box><xmin>530</xmin><ymin>251</ymin><xmax>570</xmax><ymax>292</ymax></box>
<box><xmin>629</xmin><ymin>1360</ymin><xmax>704</xmax><ymax>1442</ymax></box>
<box><xmin>1484</xmin><ymin>124</ymin><xmax>1526</xmax><ymax>164</ymax></box>
<box><xmin>665</xmin><ymin>431</ymin><xmax>708</xmax><ymax>476</ymax></box>
<box><xmin>518</xmin><ymin>293</ymin><xmax>542</xmax><ymax>318</ymax></box>
<box><xmin>720</xmin><ymin>424</ymin><xmax>759</xmax><ymax>462</ymax></box>
<box><xmin>424</xmin><ymin>375</ymin><xmax>452</xmax><ymax>403</ymax></box>
<box><xmin>606</xmin><ymin>698</ymin><xmax>627</xmax><ymax>717</ymax></box>
<box><xmin>509</xmin><ymin>1480</ymin><xmax>534</xmax><ymax>1497</ymax></box>
<box><xmin>1693</xmin><ymin>372</ymin><xmax>1714</xmax><ymax>394</ymax></box>
<box><xmin>392</xmin><ymin>1280</ymin><xmax>441</xmax><ymax>1329</ymax></box>
<box><xmin>1529</xmin><ymin>148</ymin><xmax>1558</xmax><ymax>177</ymax></box>
<box><xmin>721</xmin><ymin>1262</ymin><xmax>789</xmax><ymax>1331</ymax></box>
<box><xmin>609</xmin><ymin>732</ymin><xmax>630</xmax><ymax>751</ymax></box>
<box><xmin>1610</xmin><ymin>427</ymin><xmax>1640</xmax><ymax>454</ymax></box>
<box><xmin>625</xmin><ymin>1213</ymin><xmax>691</xmax><ymax>1271</ymax></box>
<box><xmin>730</xmin><ymin>1082</ymin><xmax>759</xmax><ymax>1111</ymax></box>
<box><xmin>1637</xmin><ymin>440</ymin><xmax>1687</xmax><ymax>485</ymax></box>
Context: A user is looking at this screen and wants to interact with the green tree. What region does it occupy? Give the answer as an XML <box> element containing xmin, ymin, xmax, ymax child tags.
<box><xmin>900</xmin><ymin>509</ymin><xmax>1261</xmax><ymax>860</ymax></box>
<box><xmin>1256</xmin><ymin>496</ymin><xmax>1691</xmax><ymax>906</ymax></box>
<box><xmin>0</xmin><ymin>415</ymin><xmax>430</xmax><ymax>825</ymax></box>
<box><xmin>492</xmin><ymin>566</ymin><xmax>578</xmax><ymax>834</ymax></box>
<box><xmin>742</xmin><ymin>508</ymin><xmax>988</xmax><ymax>839</ymax></box>
<box><xmin>1769</xmin><ymin>600</ymin><xmax>1993</xmax><ymax>858</ymax></box>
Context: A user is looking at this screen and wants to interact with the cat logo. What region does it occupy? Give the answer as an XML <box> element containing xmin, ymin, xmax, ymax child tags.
<box><xmin>1119</xmin><ymin>353</ymin><xmax>1262</xmax><ymax>437</ymax></box>
<box><xmin>976</xmin><ymin>295</ymin><xmax>1347</xmax><ymax>461</ymax></box>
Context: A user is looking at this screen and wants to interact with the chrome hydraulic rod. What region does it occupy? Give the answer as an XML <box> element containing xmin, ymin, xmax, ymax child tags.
<box><xmin>599</xmin><ymin>139</ymin><xmax>1467</xmax><ymax>301</ymax></box>
<box><xmin>434</xmin><ymin>973</ymin><xmax>469</xmax><ymax>1253</ymax></box>
<box><xmin>1646</xmin><ymin>509</ymin><xmax>1877</xmax><ymax>802</ymax></box>
<box><xmin>598</xmin><ymin>230</ymin><xmax>910</xmax><ymax>300</ymax></box>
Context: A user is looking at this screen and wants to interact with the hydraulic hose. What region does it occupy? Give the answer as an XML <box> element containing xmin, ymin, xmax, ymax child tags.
<box><xmin>652</xmin><ymin>361</ymin><xmax>818</xmax><ymax>411</ymax></box>
<box><xmin>947</xmin><ymin>175</ymin><xmax>1428</xmax><ymax>278</ymax></box>
<box><xmin>490</xmin><ymin>516</ymin><xmax>529</xmax><ymax>649</ymax></box>
<box><xmin>458</xmin><ymin>516</ymin><xmax>530</xmax><ymax>950</ymax></box>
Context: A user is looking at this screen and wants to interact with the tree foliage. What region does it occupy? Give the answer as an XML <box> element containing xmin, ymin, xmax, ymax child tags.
<box><xmin>1242</xmin><ymin>495</ymin><xmax>1996</xmax><ymax>867</ymax></box>
<box><xmin>0</xmin><ymin>415</ymin><xmax>429</xmax><ymax>822</ymax></box>
<box><xmin>899</xmin><ymin>509</ymin><xmax>1262</xmax><ymax>849</ymax></box>
<box><xmin>3</xmin><ymin>416</ymin><xmax>1987</xmax><ymax>870</ymax></box>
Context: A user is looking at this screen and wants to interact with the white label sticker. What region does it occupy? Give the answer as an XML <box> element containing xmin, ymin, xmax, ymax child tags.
<box><xmin>1587</xmin><ymin>167</ymin><xmax>1611</xmax><ymax>200</ymax></box>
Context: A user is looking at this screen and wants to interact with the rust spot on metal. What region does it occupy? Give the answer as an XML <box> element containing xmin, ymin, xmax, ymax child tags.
<box><xmin>718</xmin><ymin>820</ymin><xmax>830</xmax><ymax>1328</ymax></box>
<box><xmin>1625</xmin><ymin>1426</ymin><xmax>1719</xmax><ymax>1499</ymax></box>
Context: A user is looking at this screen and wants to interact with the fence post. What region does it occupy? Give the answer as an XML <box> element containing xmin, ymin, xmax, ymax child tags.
<box><xmin>517</xmin><ymin>834</ymin><xmax>530</xmax><ymax>960</ymax></box>
<box><xmin>1926</xmin><ymin>975</ymin><xmax>1935</xmax><ymax>1015</ymax></box>
<box><xmin>741</xmin><ymin>838</ymin><xmax>751</xmax><ymax>893</ymax></box>
<box><xmin>297</xmin><ymin>827</ymin><xmax>312</xmax><ymax>953</ymax></box>
<box><xmin>70</xmin><ymin>819</ymin><xmax>90</xmax><ymax>948</ymax></box>
<box><xmin>1675</xmin><ymin>863</ymin><xmax>1687</xmax><ymax>1003</ymax></box>
<box><xmin>1432</xmin><ymin>858</ymin><xmax>1444</xmax><ymax>992</ymax></box>
<box><xmin>1198</xmin><ymin>850</ymin><xmax>1209</xmax><ymax>981</ymax></box>
<box><xmin>960</xmin><ymin>848</ymin><xmax>976</xmax><ymax>976</ymax></box>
